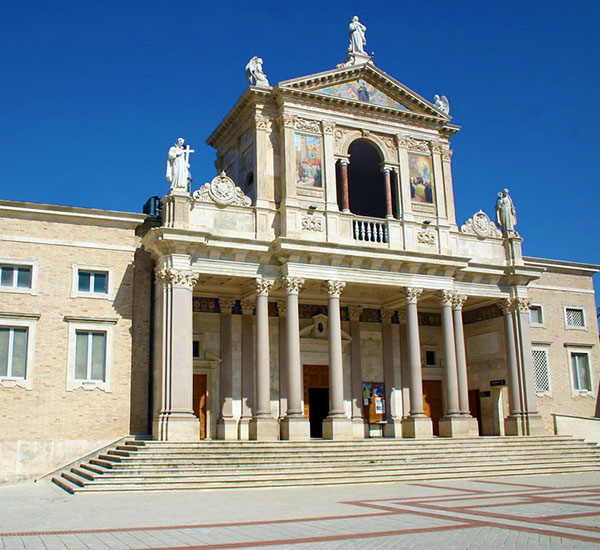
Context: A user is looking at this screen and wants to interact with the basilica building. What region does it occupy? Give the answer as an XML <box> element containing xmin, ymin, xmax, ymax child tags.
<box><xmin>1</xmin><ymin>21</ymin><xmax>598</xmax><ymax>483</ymax></box>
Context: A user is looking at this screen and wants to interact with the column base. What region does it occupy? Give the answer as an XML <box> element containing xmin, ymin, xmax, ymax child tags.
<box><xmin>238</xmin><ymin>417</ymin><xmax>251</xmax><ymax>440</ymax></box>
<box><xmin>505</xmin><ymin>413</ymin><xmax>545</xmax><ymax>436</ymax></box>
<box><xmin>280</xmin><ymin>416</ymin><xmax>311</xmax><ymax>440</ymax></box>
<box><xmin>383</xmin><ymin>418</ymin><xmax>403</xmax><ymax>438</ymax></box>
<box><xmin>402</xmin><ymin>415</ymin><xmax>433</xmax><ymax>438</ymax></box>
<box><xmin>154</xmin><ymin>413</ymin><xmax>200</xmax><ymax>441</ymax></box>
<box><xmin>322</xmin><ymin>416</ymin><xmax>353</xmax><ymax>440</ymax></box>
<box><xmin>438</xmin><ymin>416</ymin><xmax>479</xmax><ymax>438</ymax></box>
<box><xmin>249</xmin><ymin>416</ymin><xmax>279</xmax><ymax>441</ymax></box>
<box><xmin>352</xmin><ymin>418</ymin><xmax>368</xmax><ymax>439</ymax></box>
<box><xmin>217</xmin><ymin>418</ymin><xmax>238</xmax><ymax>440</ymax></box>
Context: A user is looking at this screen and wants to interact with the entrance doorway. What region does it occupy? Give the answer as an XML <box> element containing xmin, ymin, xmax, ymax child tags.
<box><xmin>303</xmin><ymin>365</ymin><xmax>329</xmax><ymax>438</ymax></box>
<box><xmin>422</xmin><ymin>380</ymin><xmax>443</xmax><ymax>436</ymax></box>
<box><xmin>468</xmin><ymin>389</ymin><xmax>483</xmax><ymax>435</ymax></box>
<box><xmin>192</xmin><ymin>373</ymin><xmax>207</xmax><ymax>439</ymax></box>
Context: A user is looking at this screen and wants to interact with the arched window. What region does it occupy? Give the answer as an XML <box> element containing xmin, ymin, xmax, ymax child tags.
<box><xmin>339</xmin><ymin>139</ymin><xmax>386</xmax><ymax>218</ymax></box>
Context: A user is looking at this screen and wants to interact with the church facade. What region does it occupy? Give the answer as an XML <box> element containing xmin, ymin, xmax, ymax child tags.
<box><xmin>1</xmin><ymin>25</ymin><xmax>599</xmax><ymax>482</ymax></box>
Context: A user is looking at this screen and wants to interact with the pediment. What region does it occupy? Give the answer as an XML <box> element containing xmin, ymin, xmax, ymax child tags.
<box><xmin>278</xmin><ymin>63</ymin><xmax>448</xmax><ymax>119</ymax></box>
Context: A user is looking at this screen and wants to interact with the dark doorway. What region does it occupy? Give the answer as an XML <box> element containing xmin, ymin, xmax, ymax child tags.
<box><xmin>342</xmin><ymin>139</ymin><xmax>386</xmax><ymax>218</ymax></box>
<box><xmin>309</xmin><ymin>387</ymin><xmax>329</xmax><ymax>438</ymax></box>
<box><xmin>468</xmin><ymin>389</ymin><xmax>483</xmax><ymax>435</ymax></box>
<box><xmin>422</xmin><ymin>379</ymin><xmax>443</xmax><ymax>436</ymax></box>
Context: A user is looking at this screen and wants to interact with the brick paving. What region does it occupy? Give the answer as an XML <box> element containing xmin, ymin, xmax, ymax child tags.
<box><xmin>1</xmin><ymin>474</ymin><xmax>599</xmax><ymax>549</ymax></box>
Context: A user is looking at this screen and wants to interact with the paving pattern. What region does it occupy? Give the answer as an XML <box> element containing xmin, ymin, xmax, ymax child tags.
<box><xmin>1</xmin><ymin>475</ymin><xmax>599</xmax><ymax>549</ymax></box>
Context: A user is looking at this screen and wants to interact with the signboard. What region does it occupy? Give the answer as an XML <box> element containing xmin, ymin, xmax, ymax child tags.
<box><xmin>490</xmin><ymin>379</ymin><xmax>506</xmax><ymax>387</ymax></box>
<box><xmin>363</xmin><ymin>382</ymin><xmax>385</xmax><ymax>423</ymax></box>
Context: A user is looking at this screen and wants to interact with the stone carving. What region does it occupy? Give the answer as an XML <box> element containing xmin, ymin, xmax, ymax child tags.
<box><xmin>301</xmin><ymin>215</ymin><xmax>324</xmax><ymax>232</ymax></box>
<box><xmin>349</xmin><ymin>16</ymin><xmax>367</xmax><ymax>56</ymax></box>
<box><xmin>219</xmin><ymin>297</ymin><xmax>237</xmax><ymax>313</ymax></box>
<box><xmin>381</xmin><ymin>309</ymin><xmax>395</xmax><ymax>323</ymax></box>
<box><xmin>398</xmin><ymin>136</ymin><xmax>430</xmax><ymax>153</ymax></box>
<box><xmin>461</xmin><ymin>210</ymin><xmax>502</xmax><ymax>238</ymax></box>
<box><xmin>496</xmin><ymin>189</ymin><xmax>518</xmax><ymax>236</ymax></box>
<box><xmin>452</xmin><ymin>294</ymin><xmax>468</xmax><ymax>310</ymax></box>
<box><xmin>240</xmin><ymin>299</ymin><xmax>255</xmax><ymax>315</ymax></box>
<box><xmin>434</xmin><ymin>94</ymin><xmax>450</xmax><ymax>115</ymax></box>
<box><xmin>295</xmin><ymin>117</ymin><xmax>321</xmax><ymax>133</ymax></box>
<box><xmin>245</xmin><ymin>56</ymin><xmax>270</xmax><ymax>87</ymax></box>
<box><xmin>384</xmin><ymin>137</ymin><xmax>396</xmax><ymax>153</ymax></box>
<box><xmin>500</xmin><ymin>298</ymin><xmax>514</xmax><ymax>315</ymax></box>
<box><xmin>254</xmin><ymin>278</ymin><xmax>275</xmax><ymax>296</ymax></box>
<box><xmin>326</xmin><ymin>280</ymin><xmax>346</xmax><ymax>298</ymax></box>
<box><xmin>322</xmin><ymin>120</ymin><xmax>336</xmax><ymax>134</ymax></box>
<box><xmin>431</xmin><ymin>142</ymin><xmax>443</xmax><ymax>154</ymax></box>
<box><xmin>439</xmin><ymin>290</ymin><xmax>455</xmax><ymax>307</ymax></box>
<box><xmin>282</xmin><ymin>277</ymin><xmax>305</xmax><ymax>295</ymax></box>
<box><xmin>193</xmin><ymin>172</ymin><xmax>252</xmax><ymax>207</ymax></box>
<box><xmin>166</xmin><ymin>138</ymin><xmax>194</xmax><ymax>193</ymax></box>
<box><xmin>255</xmin><ymin>114</ymin><xmax>270</xmax><ymax>131</ymax></box>
<box><xmin>515</xmin><ymin>298</ymin><xmax>532</xmax><ymax>313</ymax></box>
<box><xmin>442</xmin><ymin>150</ymin><xmax>453</xmax><ymax>162</ymax></box>
<box><xmin>348</xmin><ymin>306</ymin><xmax>363</xmax><ymax>321</ymax></box>
<box><xmin>281</xmin><ymin>114</ymin><xmax>297</xmax><ymax>128</ymax></box>
<box><xmin>417</xmin><ymin>231</ymin><xmax>436</xmax><ymax>245</ymax></box>
<box><xmin>155</xmin><ymin>268</ymin><xmax>199</xmax><ymax>290</ymax></box>
<box><xmin>404</xmin><ymin>287</ymin><xmax>423</xmax><ymax>303</ymax></box>
<box><xmin>334</xmin><ymin>128</ymin><xmax>349</xmax><ymax>149</ymax></box>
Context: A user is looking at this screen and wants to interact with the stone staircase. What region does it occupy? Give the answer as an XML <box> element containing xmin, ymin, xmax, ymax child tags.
<box><xmin>52</xmin><ymin>436</ymin><xmax>600</xmax><ymax>493</ymax></box>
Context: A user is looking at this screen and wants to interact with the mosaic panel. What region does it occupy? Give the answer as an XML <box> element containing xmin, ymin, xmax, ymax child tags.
<box><xmin>316</xmin><ymin>79</ymin><xmax>407</xmax><ymax>110</ymax></box>
<box><xmin>463</xmin><ymin>304</ymin><xmax>503</xmax><ymax>325</ymax></box>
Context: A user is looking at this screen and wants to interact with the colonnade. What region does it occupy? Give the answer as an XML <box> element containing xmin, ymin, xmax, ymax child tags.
<box><xmin>152</xmin><ymin>268</ymin><xmax>543</xmax><ymax>442</ymax></box>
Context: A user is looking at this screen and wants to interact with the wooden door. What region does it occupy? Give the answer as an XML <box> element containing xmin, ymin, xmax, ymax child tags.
<box><xmin>422</xmin><ymin>380</ymin><xmax>443</xmax><ymax>436</ymax></box>
<box><xmin>303</xmin><ymin>365</ymin><xmax>329</xmax><ymax>437</ymax></box>
<box><xmin>468</xmin><ymin>389</ymin><xmax>483</xmax><ymax>435</ymax></box>
<box><xmin>193</xmin><ymin>373</ymin><xmax>207</xmax><ymax>439</ymax></box>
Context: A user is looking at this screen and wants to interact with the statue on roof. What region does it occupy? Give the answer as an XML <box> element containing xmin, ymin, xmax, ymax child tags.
<box><xmin>349</xmin><ymin>16</ymin><xmax>367</xmax><ymax>56</ymax></box>
<box><xmin>495</xmin><ymin>189</ymin><xmax>518</xmax><ymax>236</ymax></box>
<box><xmin>166</xmin><ymin>137</ymin><xmax>194</xmax><ymax>194</ymax></box>
<box><xmin>246</xmin><ymin>56</ymin><xmax>270</xmax><ymax>88</ymax></box>
<box><xmin>434</xmin><ymin>94</ymin><xmax>450</xmax><ymax>115</ymax></box>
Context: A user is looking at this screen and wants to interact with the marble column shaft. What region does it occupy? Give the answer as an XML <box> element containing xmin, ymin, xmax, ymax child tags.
<box><xmin>440</xmin><ymin>292</ymin><xmax>460</xmax><ymax>416</ymax></box>
<box><xmin>349</xmin><ymin>307</ymin><xmax>364</xmax><ymax>420</ymax></box>
<box><xmin>382</xmin><ymin>166</ymin><xmax>394</xmax><ymax>219</ymax></box>
<box><xmin>278</xmin><ymin>302</ymin><xmax>287</xmax><ymax>419</ymax></box>
<box><xmin>284</xmin><ymin>278</ymin><xmax>304</xmax><ymax>416</ymax></box>
<box><xmin>405</xmin><ymin>288</ymin><xmax>425</xmax><ymax>416</ymax></box>
<box><xmin>327</xmin><ymin>280</ymin><xmax>346</xmax><ymax>416</ymax></box>
<box><xmin>240</xmin><ymin>300</ymin><xmax>255</xmax><ymax>419</ymax></box>
<box><xmin>502</xmin><ymin>300</ymin><xmax>523</xmax><ymax>417</ymax></box>
<box><xmin>452</xmin><ymin>295</ymin><xmax>471</xmax><ymax>416</ymax></box>
<box><xmin>515</xmin><ymin>299</ymin><xmax>539</xmax><ymax>416</ymax></box>
<box><xmin>219</xmin><ymin>299</ymin><xmax>235</xmax><ymax>420</ymax></box>
<box><xmin>381</xmin><ymin>309</ymin><xmax>396</xmax><ymax>420</ymax></box>
<box><xmin>339</xmin><ymin>160</ymin><xmax>350</xmax><ymax>212</ymax></box>
<box><xmin>254</xmin><ymin>279</ymin><xmax>274</xmax><ymax>417</ymax></box>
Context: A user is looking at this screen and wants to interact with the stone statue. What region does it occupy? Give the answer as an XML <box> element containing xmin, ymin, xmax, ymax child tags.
<box><xmin>495</xmin><ymin>189</ymin><xmax>517</xmax><ymax>235</ymax></box>
<box><xmin>434</xmin><ymin>94</ymin><xmax>450</xmax><ymax>115</ymax></box>
<box><xmin>166</xmin><ymin>138</ymin><xmax>194</xmax><ymax>193</ymax></box>
<box><xmin>245</xmin><ymin>56</ymin><xmax>270</xmax><ymax>87</ymax></box>
<box><xmin>348</xmin><ymin>16</ymin><xmax>367</xmax><ymax>56</ymax></box>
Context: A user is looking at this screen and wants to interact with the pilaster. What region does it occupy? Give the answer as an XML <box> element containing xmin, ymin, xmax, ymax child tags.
<box><xmin>217</xmin><ymin>297</ymin><xmax>238</xmax><ymax>440</ymax></box>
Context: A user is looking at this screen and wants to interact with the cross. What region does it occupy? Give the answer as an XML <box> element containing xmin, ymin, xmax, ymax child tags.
<box><xmin>183</xmin><ymin>144</ymin><xmax>195</xmax><ymax>164</ymax></box>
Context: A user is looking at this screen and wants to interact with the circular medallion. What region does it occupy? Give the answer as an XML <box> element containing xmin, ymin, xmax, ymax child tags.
<box><xmin>208</xmin><ymin>172</ymin><xmax>236</xmax><ymax>205</ymax></box>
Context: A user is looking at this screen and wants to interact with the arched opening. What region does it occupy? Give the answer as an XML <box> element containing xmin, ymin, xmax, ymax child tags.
<box><xmin>341</xmin><ymin>139</ymin><xmax>386</xmax><ymax>218</ymax></box>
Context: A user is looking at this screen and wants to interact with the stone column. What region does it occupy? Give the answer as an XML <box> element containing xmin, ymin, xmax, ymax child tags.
<box><xmin>452</xmin><ymin>294</ymin><xmax>470</xmax><ymax>415</ymax></box>
<box><xmin>514</xmin><ymin>297</ymin><xmax>544</xmax><ymax>435</ymax></box>
<box><xmin>382</xmin><ymin>309</ymin><xmax>402</xmax><ymax>437</ymax></box>
<box><xmin>339</xmin><ymin>159</ymin><xmax>350</xmax><ymax>213</ymax></box>
<box><xmin>438</xmin><ymin>291</ymin><xmax>478</xmax><ymax>437</ymax></box>
<box><xmin>397</xmin><ymin>310</ymin><xmax>410</xmax><ymax>418</ymax></box>
<box><xmin>402</xmin><ymin>287</ymin><xmax>433</xmax><ymax>438</ymax></box>
<box><xmin>153</xmin><ymin>268</ymin><xmax>200</xmax><ymax>441</ymax></box>
<box><xmin>277</xmin><ymin>301</ymin><xmax>287</xmax><ymax>422</ymax></box>
<box><xmin>382</xmin><ymin>166</ymin><xmax>394</xmax><ymax>219</ymax></box>
<box><xmin>249</xmin><ymin>278</ymin><xmax>278</xmax><ymax>440</ymax></box>
<box><xmin>280</xmin><ymin>277</ymin><xmax>310</xmax><ymax>440</ymax></box>
<box><xmin>238</xmin><ymin>299</ymin><xmax>255</xmax><ymax>440</ymax></box>
<box><xmin>217</xmin><ymin>297</ymin><xmax>237</xmax><ymax>440</ymax></box>
<box><xmin>502</xmin><ymin>298</ymin><xmax>523</xmax><ymax>434</ymax></box>
<box><xmin>323</xmin><ymin>280</ymin><xmax>352</xmax><ymax>439</ymax></box>
<box><xmin>322</xmin><ymin>121</ymin><xmax>339</xmax><ymax>213</ymax></box>
<box><xmin>349</xmin><ymin>307</ymin><xmax>366</xmax><ymax>438</ymax></box>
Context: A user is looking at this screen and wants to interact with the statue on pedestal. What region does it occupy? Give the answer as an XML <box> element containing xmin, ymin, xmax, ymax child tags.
<box><xmin>495</xmin><ymin>189</ymin><xmax>517</xmax><ymax>236</ymax></box>
<box><xmin>348</xmin><ymin>16</ymin><xmax>367</xmax><ymax>56</ymax></box>
<box><xmin>246</xmin><ymin>56</ymin><xmax>270</xmax><ymax>87</ymax></box>
<box><xmin>166</xmin><ymin>137</ymin><xmax>194</xmax><ymax>193</ymax></box>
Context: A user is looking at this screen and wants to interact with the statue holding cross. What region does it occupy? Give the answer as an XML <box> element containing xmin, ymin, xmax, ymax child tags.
<box><xmin>166</xmin><ymin>137</ymin><xmax>194</xmax><ymax>193</ymax></box>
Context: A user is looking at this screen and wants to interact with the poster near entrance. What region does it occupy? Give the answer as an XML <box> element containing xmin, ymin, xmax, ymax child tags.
<box><xmin>192</xmin><ymin>373</ymin><xmax>207</xmax><ymax>439</ymax></box>
<box><xmin>422</xmin><ymin>380</ymin><xmax>443</xmax><ymax>436</ymax></box>
<box><xmin>362</xmin><ymin>382</ymin><xmax>385</xmax><ymax>423</ymax></box>
<box><xmin>303</xmin><ymin>365</ymin><xmax>329</xmax><ymax>438</ymax></box>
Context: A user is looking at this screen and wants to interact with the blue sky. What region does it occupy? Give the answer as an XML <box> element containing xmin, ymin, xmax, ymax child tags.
<box><xmin>1</xmin><ymin>1</ymin><xmax>598</xmax><ymax>306</ymax></box>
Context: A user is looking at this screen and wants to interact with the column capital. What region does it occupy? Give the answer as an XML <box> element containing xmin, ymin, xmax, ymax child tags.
<box><xmin>281</xmin><ymin>113</ymin><xmax>297</xmax><ymax>129</ymax></box>
<box><xmin>397</xmin><ymin>309</ymin><xmax>407</xmax><ymax>323</ymax></box>
<box><xmin>404</xmin><ymin>287</ymin><xmax>423</xmax><ymax>304</ymax></box>
<box><xmin>240</xmin><ymin>299</ymin><xmax>254</xmax><ymax>315</ymax></box>
<box><xmin>381</xmin><ymin>165</ymin><xmax>393</xmax><ymax>174</ymax></box>
<box><xmin>500</xmin><ymin>298</ymin><xmax>514</xmax><ymax>314</ymax></box>
<box><xmin>282</xmin><ymin>276</ymin><xmax>305</xmax><ymax>295</ymax></box>
<box><xmin>219</xmin><ymin>297</ymin><xmax>237</xmax><ymax>313</ymax></box>
<box><xmin>439</xmin><ymin>290</ymin><xmax>455</xmax><ymax>307</ymax></box>
<box><xmin>254</xmin><ymin>278</ymin><xmax>275</xmax><ymax>296</ymax></box>
<box><xmin>381</xmin><ymin>308</ymin><xmax>395</xmax><ymax>323</ymax></box>
<box><xmin>326</xmin><ymin>280</ymin><xmax>346</xmax><ymax>298</ymax></box>
<box><xmin>348</xmin><ymin>306</ymin><xmax>363</xmax><ymax>321</ymax></box>
<box><xmin>322</xmin><ymin>120</ymin><xmax>336</xmax><ymax>134</ymax></box>
<box><xmin>338</xmin><ymin>157</ymin><xmax>350</xmax><ymax>167</ymax></box>
<box><xmin>155</xmin><ymin>268</ymin><xmax>199</xmax><ymax>290</ymax></box>
<box><xmin>452</xmin><ymin>294</ymin><xmax>468</xmax><ymax>310</ymax></box>
<box><xmin>515</xmin><ymin>297</ymin><xmax>532</xmax><ymax>313</ymax></box>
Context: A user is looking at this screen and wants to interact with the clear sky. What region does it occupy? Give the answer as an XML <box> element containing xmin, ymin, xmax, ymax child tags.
<box><xmin>1</xmin><ymin>0</ymin><xmax>598</xmax><ymax>307</ymax></box>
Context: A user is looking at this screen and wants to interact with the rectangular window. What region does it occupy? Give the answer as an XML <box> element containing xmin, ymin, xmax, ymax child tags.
<box><xmin>565</xmin><ymin>307</ymin><xmax>585</xmax><ymax>328</ymax></box>
<box><xmin>529</xmin><ymin>305</ymin><xmax>543</xmax><ymax>325</ymax></box>
<box><xmin>74</xmin><ymin>331</ymin><xmax>106</xmax><ymax>382</ymax></box>
<box><xmin>571</xmin><ymin>352</ymin><xmax>592</xmax><ymax>391</ymax></box>
<box><xmin>77</xmin><ymin>271</ymin><xmax>108</xmax><ymax>294</ymax></box>
<box><xmin>531</xmin><ymin>348</ymin><xmax>550</xmax><ymax>393</ymax></box>
<box><xmin>0</xmin><ymin>327</ymin><xmax>28</xmax><ymax>378</ymax></box>
<box><xmin>425</xmin><ymin>350</ymin><xmax>437</xmax><ymax>367</ymax></box>
<box><xmin>0</xmin><ymin>265</ymin><xmax>32</xmax><ymax>289</ymax></box>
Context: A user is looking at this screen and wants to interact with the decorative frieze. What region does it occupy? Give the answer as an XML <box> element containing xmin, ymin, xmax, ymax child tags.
<box><xmin>461</xmin><ymin>210</ymin><xmax>502</xmax><ymax>238</ymax></box>
<box><xmin>301</xmin><ymin>215</ymin><xmax>324</xmax><ymax>231</ymax></box>
<box><xmin>295</xmin><ymin>117</ymin><xmax>321</xmax><ymax>134</ymax></box>
<box><xmin>398</xmin><ymin>135</ymin><xmax>430</xmax><ymax>153</ymax></box>
<box><xmin>417</xmin><ymin>231</ymin><xmax>436</xmax><ymax>245</ymax></box>
<box><xmin>155</xmin><ymin>268</ymin><xmax>199</xmax><ymax>290</ymax></box>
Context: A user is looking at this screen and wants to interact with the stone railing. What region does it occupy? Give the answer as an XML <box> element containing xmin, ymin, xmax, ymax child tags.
<box><xmin>553</xmin><ymin>414</ymin><xmax>600</xmax><ymax>445</ymax></box>
<box><xmin>352</xmin><ymin>216</ymin><xmax>388</xmax><ymax>244</ymax></box>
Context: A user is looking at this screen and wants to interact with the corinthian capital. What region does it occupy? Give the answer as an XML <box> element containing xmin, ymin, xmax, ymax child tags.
<box><xmin>381</xmin><ymin>309</ymin><xmax>395</xmax><ymax>323</ymax></box>
<box><xmin>241</xmin><ymin>299</ymin><xmax>255</xmax><ymax>315</ymax></box>
<box><xmin>515</xmin><ymin>298</ymin><xmax>532</xmax><ymax>313</ymax></box>
<box><xmin>282</xmin><ymin>276</ymin><xmax>305</xmax><ymax>295</ymax></box>
<box><xmin>155</xmin><ymin>268</ymin><xmax>199</xmax><ymax>290</ymax></box>
<box><xmin>219</xmin><ymin>297</ymin><xmax>237</xmax><ymax>313</ymax></box>
<box><xmin>326</xmin><ymin>280</ymin><xmax>346</xmax><ymax>298</ymax></box>
<box><xmin>500</xmin><ymin>298</ymin><xmax>514</xmax><ymax>314</ymax></box>
<box><xmin>452</xmin><ymin>294</ymin><xmax>468</xmax><ymax>310</ymax></box>
<box><xmin>254</xmin><ymin>278</ymin><xmax>275</xmax><ymax>296</ymax></box>
<box><xmin>348</xmin><ymin>306</ymin><xmax>363</xmax><ymax>321</ymax></box>
<box><xmin>439</xmin><ymin>290</ymin><xmax>455</xmax><ymax>307</ymax></box>
<box><xmin>404</xmin><ymin>287</ymin><xmax>423</xmax><ymax>304</ymax></box>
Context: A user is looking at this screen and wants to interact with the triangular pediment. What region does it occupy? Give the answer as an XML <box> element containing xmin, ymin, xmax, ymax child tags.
<box><xmin>278</xmin><ymin>63</ymin><xmax>449</xmax><ymax>120</ymax></box>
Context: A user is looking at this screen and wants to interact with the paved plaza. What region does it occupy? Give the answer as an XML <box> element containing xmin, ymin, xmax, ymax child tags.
<box><xmin>1</xmin><ymin>473</ymin><xmax>600</xmax><ymax>549</ymax></box>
